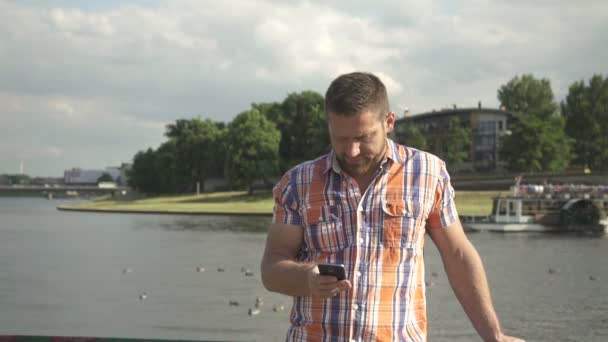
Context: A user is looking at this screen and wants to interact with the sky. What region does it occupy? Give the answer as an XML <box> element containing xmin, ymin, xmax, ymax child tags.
<box><xmin>1</xmin><ymin>0</ymin><xmax>607</xmax><ymax>177</ymax></box>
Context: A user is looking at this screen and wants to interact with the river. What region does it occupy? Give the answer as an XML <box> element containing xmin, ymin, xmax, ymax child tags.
<box><xmin>0</xmin><ymin>197</ymin><xmax>606</xmax><ymax>341</ymax></box>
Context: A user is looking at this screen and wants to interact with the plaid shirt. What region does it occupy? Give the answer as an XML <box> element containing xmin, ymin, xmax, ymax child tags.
<box><xmin>272</xmin><ymin>139</ymin><xmax>459</xmax><ymax>342</ymax></box>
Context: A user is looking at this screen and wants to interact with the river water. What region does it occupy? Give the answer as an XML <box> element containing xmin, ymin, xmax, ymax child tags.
<box><xmin>0</xmin><ymin>197</ymin><xmax>606</xmax><ymax>341</ymax></box>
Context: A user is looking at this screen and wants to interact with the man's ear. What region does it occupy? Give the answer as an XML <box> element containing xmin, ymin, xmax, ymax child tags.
<box><xmin>385</xmin><ymin>112</ymin><xmax>396</xmax><ymax>132</ymax></box>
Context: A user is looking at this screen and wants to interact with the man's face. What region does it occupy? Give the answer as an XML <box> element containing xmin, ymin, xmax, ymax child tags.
<box><xmin>328</xmin><ymin>110</ymin><xmax>395</xmax><ymax>178</ymax></box>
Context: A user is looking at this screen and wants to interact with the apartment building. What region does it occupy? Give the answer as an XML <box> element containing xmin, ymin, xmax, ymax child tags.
<box><xmin>394</xmin><ymin>106</ymin><xmax>514</xmax><ymax>173</ymax></box>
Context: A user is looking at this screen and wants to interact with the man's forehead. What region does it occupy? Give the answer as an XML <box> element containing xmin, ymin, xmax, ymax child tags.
<box><xmin>329</xmin><ymin>117</ymin><xmax>382</xmax><ymax>137</ymax></box>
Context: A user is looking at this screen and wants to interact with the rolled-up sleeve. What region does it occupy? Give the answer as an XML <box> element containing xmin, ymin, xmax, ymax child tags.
<box><xmin>272</xmin><ymin>171</ymin><xmax>302</xmax><ymax>226</ymax></box>
<box><xmin>427</xmin><ymin>161</ymin><xmax>459</xmax><ymax>229</ymax></box>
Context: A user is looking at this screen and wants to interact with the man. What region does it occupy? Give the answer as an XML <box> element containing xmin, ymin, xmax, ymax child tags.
<box><xmin>261</xmin><ymin>72</ymin><xmax>524</xmax><ymax>342</ymax></box>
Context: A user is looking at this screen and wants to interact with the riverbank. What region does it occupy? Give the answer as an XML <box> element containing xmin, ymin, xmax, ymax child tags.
<box><xmin>58</xmin><ymin>190</ymin><xmax>504</xmax><ymax>216</ymax></box>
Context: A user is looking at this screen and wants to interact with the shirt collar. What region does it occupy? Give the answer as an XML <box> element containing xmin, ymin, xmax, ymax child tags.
<box><xmin>323</xmin><ymin>138</ymin><xmax>402</xmax><ymax>175</ymax></box>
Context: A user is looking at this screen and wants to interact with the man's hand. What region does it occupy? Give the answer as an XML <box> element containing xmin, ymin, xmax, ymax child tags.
<box><xmin>489</xmin><ymin>334</ymin><xmax>525</xmax><ymax>342</ymax></box>
<box><xmin>307</xmin><ymin>265</ymin><xmax>352</xmax><ymax>298</ymax></box>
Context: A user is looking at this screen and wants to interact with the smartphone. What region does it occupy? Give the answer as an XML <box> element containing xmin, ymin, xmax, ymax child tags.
<box><xmin>317</xmin><ymin>263</ymin><xmax>346</xmax><ymax>280</ymax></box>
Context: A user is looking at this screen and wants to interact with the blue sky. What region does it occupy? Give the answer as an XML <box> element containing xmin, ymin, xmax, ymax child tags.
<box><xmin>1</xmin><ymin>0</ymin><xmax>607</xmax><ymax>177</ymax></box>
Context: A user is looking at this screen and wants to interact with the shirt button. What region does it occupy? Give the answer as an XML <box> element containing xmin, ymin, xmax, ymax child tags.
<box><xmin>359</xmin><ymin>238</ymin><xmax>364</xmax><ymax>244</ymax></box>
<box><xmin>353</xmin><ymin>304</ymin><xmax>358</xmax><ymax>310</ymax></box>
<box><xmin>356</xmin><ymin>271</ymin><xmax>362</xmax><ymax>277</ymax></box>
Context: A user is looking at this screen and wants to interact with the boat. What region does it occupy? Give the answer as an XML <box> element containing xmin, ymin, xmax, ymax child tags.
<box><xmin>462</xmin><ymin>182</ymin><xmax>608</xmax><ymax>233</ymax></box>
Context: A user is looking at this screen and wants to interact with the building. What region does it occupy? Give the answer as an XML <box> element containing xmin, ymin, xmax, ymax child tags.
<box><xmin>394</xmin><ymin>106</ymin><xmax>514</xmax><ymax>173</ymax></box>
<box><xmin>64</xmin><ymin>164</ymin><xmax>130</xmax><ymax>186</ymax></box>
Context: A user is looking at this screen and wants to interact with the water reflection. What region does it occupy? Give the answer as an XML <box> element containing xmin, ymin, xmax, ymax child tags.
<box><xmin>131</xmin><ymin>215</ymin><xmax>272</xmax><ymax>233</ymax></box>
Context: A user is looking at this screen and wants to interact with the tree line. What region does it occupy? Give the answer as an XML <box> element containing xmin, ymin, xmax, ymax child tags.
<box><xmin>127</xmin><ymin>91</ymin><xmax>329</xmax><ymax>194</ymax></box>
<box><xmin>128</xmin><ymin>74</ymin><xmax>608</xmax><ymax>194</ymax></box>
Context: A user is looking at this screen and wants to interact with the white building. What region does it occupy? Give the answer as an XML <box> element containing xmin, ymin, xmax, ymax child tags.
<box><xmin>64</xmin><ymin>167</ymin><xmax>123</xmax><ymax>185</ymax></box>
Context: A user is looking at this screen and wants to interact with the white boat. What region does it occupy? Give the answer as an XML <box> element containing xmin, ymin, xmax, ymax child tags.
<box><xmin>462</xmin><ymin>184</ymin><xmax>608</xmax><ymax>233</ymax></box>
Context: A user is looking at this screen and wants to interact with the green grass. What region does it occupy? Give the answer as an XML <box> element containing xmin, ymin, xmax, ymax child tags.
<box><xmin>62</xmin><ymin>190</ymin><xmax>275</xmax><ymax>214</ymax></box>
<box><xmin>454</xmin><ymin>190</ymin><xmax>505</xmax><ymax>216</ymax></box>
<box><xmin>63</xmin><ymin>190</ymin><xmax>505</xmax><ymax>216</ymax></box>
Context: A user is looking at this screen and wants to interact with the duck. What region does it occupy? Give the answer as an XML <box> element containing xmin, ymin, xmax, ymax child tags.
<box><xmin>255</xmin><ymin>297</ymin><xmax>263</xmax><ymax>308</ymax></box>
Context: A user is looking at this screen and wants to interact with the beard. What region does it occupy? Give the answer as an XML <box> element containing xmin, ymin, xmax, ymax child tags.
<box><xmin>336</xmin><ymin>154</ymin><xmax>377</xmax><ymax>178</ymax></box>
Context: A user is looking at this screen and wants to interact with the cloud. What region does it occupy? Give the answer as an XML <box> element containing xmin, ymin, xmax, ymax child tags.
<box><xmin>0</xmin><ymin>0</ymin><xmax>606</xmax><ymax>176</ymax></box>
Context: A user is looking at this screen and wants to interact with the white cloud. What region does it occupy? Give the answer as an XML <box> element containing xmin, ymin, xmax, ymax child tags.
<box><xmin>0</xmin><ymin>0</ymin><xmax>607</xmax><ymax>176</ymax></box>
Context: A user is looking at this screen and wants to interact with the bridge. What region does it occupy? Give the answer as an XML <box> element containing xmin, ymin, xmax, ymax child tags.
<box><xmin>0</xmin><ymin>185</ymin><xmax>130</xmax><ymax>198</ymax></box>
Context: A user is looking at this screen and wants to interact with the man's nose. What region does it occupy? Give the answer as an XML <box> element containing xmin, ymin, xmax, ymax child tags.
<box><xmin>346</xmin><ymin>141</ymin><xmax>360</xmax><ymax>158</ymax></box>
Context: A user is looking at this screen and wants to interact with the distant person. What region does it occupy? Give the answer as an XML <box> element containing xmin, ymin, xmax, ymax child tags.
<box><xmin>261</xmin><ymin>72</ymin><xmax>524</xmax><ymax>342</ymax></box>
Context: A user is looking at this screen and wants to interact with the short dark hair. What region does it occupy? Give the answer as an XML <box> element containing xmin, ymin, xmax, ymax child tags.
<box><xmin>324</xmin><ymin>72</ymin><xmax>389</xmax><ymax>117</ymax></box>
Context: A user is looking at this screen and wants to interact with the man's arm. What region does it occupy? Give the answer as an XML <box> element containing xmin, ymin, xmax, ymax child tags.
<box><xmin>260</xmin><ymin>223</ymin><xmax>313</xmax><ymax>296</ymax></box>
<box><xmin>260</xmin><ymin>223</ymin><xmax>351</xmax><ymax>297</ymax></box>
<box><xmin>427</xmin><ymin>220</ymin><xmax>524</xmax><ymax>342</ymax></box>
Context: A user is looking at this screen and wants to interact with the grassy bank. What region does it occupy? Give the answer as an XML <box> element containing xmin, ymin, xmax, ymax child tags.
<box><xmin>61</xmin><ymin>190</ymin><xmax>505</xmax><ymax>216</ymax></box>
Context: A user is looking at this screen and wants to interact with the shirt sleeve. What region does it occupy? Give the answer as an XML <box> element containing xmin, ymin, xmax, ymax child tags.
<box><xmin>272</xmin><ymin>171</ymin><xmax>302</xmax><ymax>226</ymax></box>
<box><xmin>426</xmin><ymin>160</ymin><xmax>459</xmax><ymax>229</ymax></box>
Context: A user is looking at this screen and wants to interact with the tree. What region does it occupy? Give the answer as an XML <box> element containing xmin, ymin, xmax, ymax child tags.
<box><xmin>127</xmin><ymin>148</ymin><xmax>158</xmax><ymax>193</ymax></box>
<box><xmin>154</xmin><ymin>140</ymin><xmax>179</xmax><ymax>193</ymax></box>
<box><xmin>497</xmin><ymin>74</ymin><xmax>572</xmax><ymax>172</ymax></box>
<box><xmin>3</xmin><ymin>174</ymin><xmax>32</xmax><ymax>185</ymax></box>
<box><xmin>562</xmin><ymin>74</ymin><xmax>608</xmax><ymax>171</ymax></box>
<box><xmin>500</xmin><ymin>115</ymin><xmax>571</xmax><ymax>172</ymax></box>
<box><xmin>224</xmin><ymin>108</ymin><xmax>281</xmax><ymax>194</ymax></box>
<box><xmin>97</xmin><ymin>172</ymin><xmax>114</xmax><ymax>184</ymax></box>
<box><xmin>170</xmin><ymin>118</ymin><xmax>225</xmax><ymax>193</ymax></box>
<box><xmin>399</xmin><ymin>124</ymin><xmax>428</xmax><ymax>151</ymax></box>
<box><xmin>442</xmin><ymin>118</ymin><xmax>472</xmax><ymax>170</ymax></box>
<box><xmin>497</xmin><ymin>74</ymin><xmax>558</xmax><ymax>120</ymax></box>
<box><xmin>258</xmin><ymin>91</ymin><xmax>329</xmax><ymax>172</ymax></box>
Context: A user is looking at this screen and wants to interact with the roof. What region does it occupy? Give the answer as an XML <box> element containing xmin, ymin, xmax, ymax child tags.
<box><xmin>396</xmin><ymin>107</ymin><xmax>514</xmax><ymax>123</ymax></box>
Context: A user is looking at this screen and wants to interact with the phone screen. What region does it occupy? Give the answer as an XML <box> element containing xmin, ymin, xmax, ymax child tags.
<box><xmin>317</xmin><ymin>263</ymin><xmax>346</xmax><ymax>280</ymax></box>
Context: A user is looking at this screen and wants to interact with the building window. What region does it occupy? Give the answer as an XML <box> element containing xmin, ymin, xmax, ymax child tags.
<box><xmin>478</xmin><ymin>121</ymin><xmax>496</xmax><ymax>133</ymax></box>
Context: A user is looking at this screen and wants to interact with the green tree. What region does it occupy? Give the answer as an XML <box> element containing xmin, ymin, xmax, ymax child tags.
<box><xmin>500</xmin><ymin>116</ymin><xmax>571</xmax><ymax>172</ymax></box>
<box><xmin>442</xmin><ymin>118</ymin><xmax>472</xmax><ymax>170</ymax></box>
<box><xmin>258</xmin><ymin>91</ymin><xmax>329</xmax><ymax>172</ymax></box>
<box><xmin>225</xmin><ymin>108</ymin><xmax>281</xmax><ymax>194</ymax></box>
<box><xmin>154</xmin><ymin>140</ymin><xmax>179</xmax><ymax>193</ymax></box>
<box><xmin>165</xmin><ymin>119</ymin><xmax>192</xmax><ymax>139</ymax></box>
<box><xmin>169</xmin><ymin>118</ymin><xmax>225</xmax><ymax>193</ymax></box>
<box><xmin>97</xmin><ymin>172</ymin><xmax>114</xmax><ymax>183</ymax></box>
<box><xmin>562</xmin><ymin>74</ymin><xmax>608</xmax><ymax>171</ymax></box>
<box><xmin>127</xmin><ymin>148</ymin><xmax>158</xmax><ymax>193</ymax></box>
<box><xmin>497</xmin><ymin>74</ymin><xmax>572</xmax><ymax>172</ymax></box>
<box><xmin>4</xmin><ymin>174</ymin><xmax>32</xmax><ymax>185</ymax></box>
<box><xmin>399</xmin><ymin>124</ymin><xmax>428</xmax><ymax>151</ymax></box>
<box><xmin>497</xmin><ymin>74</ymin><xmax>558</xmax><ymax>120</ymax></box>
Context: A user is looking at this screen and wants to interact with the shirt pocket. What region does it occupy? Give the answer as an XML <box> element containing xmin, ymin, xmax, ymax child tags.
<box><xmin>382</xmin><ymin>197</ymin><xmax>421</xmax><ymax>248</ymax></box>
<box><xmin>304</xmin><ymin>205</ymin><xmax>350</xmax><ymax>253</ymax></box>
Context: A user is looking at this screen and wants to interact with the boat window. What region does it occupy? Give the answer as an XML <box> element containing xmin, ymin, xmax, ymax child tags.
<box><xmin>522</xmin><ymin>201</ymin><xmax>535</xmax><ymax>215</ymax></box>
<box><xmin>508</xmin><ymin>201</ymin><xmax>516</xmax><ymax>216</ymax></box>
<box><xmin>498</xmin><ymin>200</ymin><xmax>507</xmax><ymax>215</ymax></box>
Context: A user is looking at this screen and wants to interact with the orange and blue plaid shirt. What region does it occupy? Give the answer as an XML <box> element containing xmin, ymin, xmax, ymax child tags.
<box><xmin>273</xmin><ymin>139</ymin><xmax>459</xmax><ymax>342</ymax></box>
